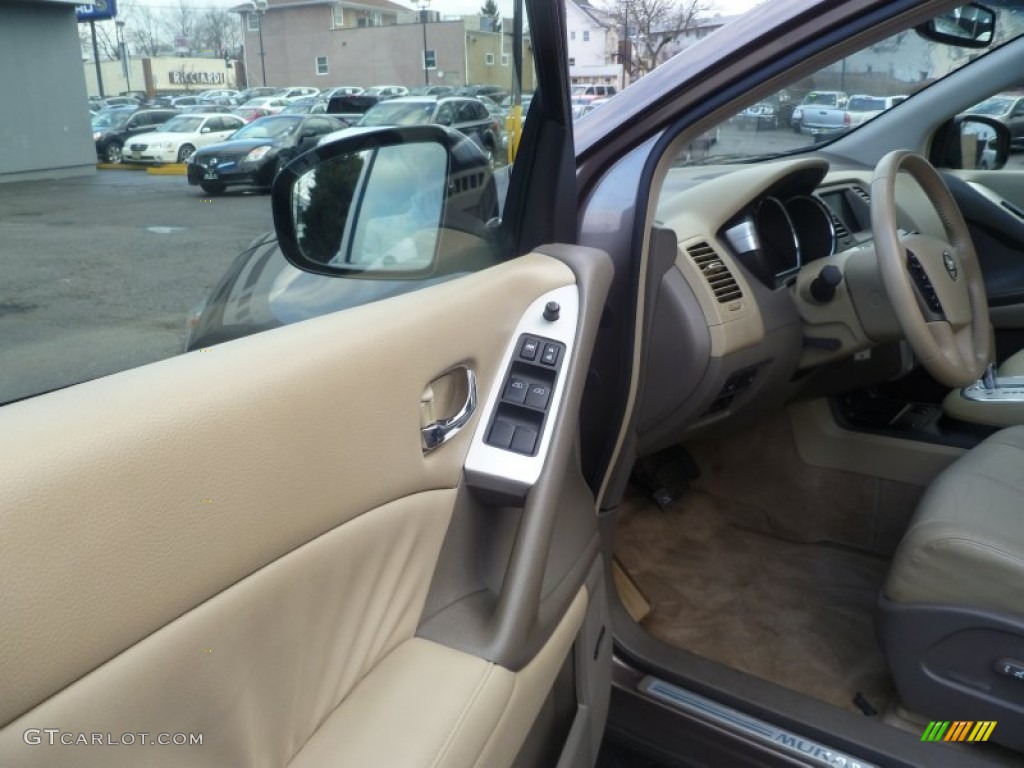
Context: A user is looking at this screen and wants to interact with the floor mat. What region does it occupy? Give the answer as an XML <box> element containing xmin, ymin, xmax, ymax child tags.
<box><xmin>615</xmin><ymin>487</ymin><xmax>895</xmax><ymax>714</ymax></box>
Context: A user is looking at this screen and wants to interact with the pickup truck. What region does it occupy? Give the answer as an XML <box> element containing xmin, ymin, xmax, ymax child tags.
<box><xmin>798</xmin><ymin>93</ymin><xmax>906</xmax><ymax>137</ymax></box>
<box><xmin>789</xmin><ymin>90</ymin><xmax>847</xmax><ymax>132</ymax></box>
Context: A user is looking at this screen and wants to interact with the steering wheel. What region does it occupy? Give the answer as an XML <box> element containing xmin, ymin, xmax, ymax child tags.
<box><xmin>871</xmin><ymin>150</ymin><xmax>992</xmax><ymax>388</ymax></box>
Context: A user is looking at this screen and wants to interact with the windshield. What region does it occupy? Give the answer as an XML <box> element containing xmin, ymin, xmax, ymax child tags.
<box><xmin>359</xmin><ymin>102</ymin><xmax>435</xmax><ymax>126</ymax></box>
<box><xmin>230</xmin><ymin>117</ymin><xmax>301</xmax><ymax>140</ymax></box>
<box><xmin>673</xmin><ymin>13</ymin><xmax>1024</xmax><ymax>167</ymax></box>
<box><xmin>968</xmin><ymin>96</ymin><xmax>1014</xmax><ymax>115</ymax></box>
<box><xmin>160</xmin><ymin>117</ymin><xmax>204</xmax><ymax>133</ymax></box>
<box><xmin>91</xmin><ymin>111</ymin><xmax>130</xmax><ymax>129</ymax></box>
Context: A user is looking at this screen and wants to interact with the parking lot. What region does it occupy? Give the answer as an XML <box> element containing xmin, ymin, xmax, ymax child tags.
<box><xmin>0</xmin><ymin>170</ymin><xmax>273</xmax><ymax>404</ymax></box>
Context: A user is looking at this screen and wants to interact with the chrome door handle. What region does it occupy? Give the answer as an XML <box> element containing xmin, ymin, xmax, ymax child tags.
<box><xmin>421</xmin><ymin>368</ymin><xmax>477</xmax><ymax>453</ymax></box>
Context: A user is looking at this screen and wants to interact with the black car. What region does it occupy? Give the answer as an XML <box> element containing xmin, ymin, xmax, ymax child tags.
<box><xmin>187</xmin><ymin>114</ymin><xmax>346</xmax><ymax>194</ymax></box>
<box><xmin>350</xmin><ymin>96</ymin><xmax>503</xmax><ymax>164</ymax></box>
<box><xmin>91</xmin><ymin>108</ymin><xmax>178</xmax><ymax>164</ymax></box>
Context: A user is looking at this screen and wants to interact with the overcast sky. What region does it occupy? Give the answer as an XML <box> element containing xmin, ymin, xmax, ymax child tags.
<box><xmin>128</xmin><ymin>0</ymin><xmax>762</xmax><ymax>19</ymax></box>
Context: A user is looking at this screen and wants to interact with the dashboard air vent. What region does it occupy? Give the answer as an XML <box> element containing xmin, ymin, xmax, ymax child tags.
<box><xmin>851</xmin><ymin>185</ymin><xmax>871</xmax><ymax>204</ymax></box>
<box><xmin>686</xmin><ymin>242</ymin><xmax>743</xmax><ymax>303</ymax></box>
<box><xmin>830</xmin><ymin>213</ymin><xmax>850</xmax><ymax>241</ymax></box>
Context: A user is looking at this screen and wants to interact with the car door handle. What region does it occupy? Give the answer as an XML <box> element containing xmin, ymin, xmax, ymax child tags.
<box><xmin>421</xmin><ymin>367</ymin><xmax>476</xmax><ymax>453</ymax></box>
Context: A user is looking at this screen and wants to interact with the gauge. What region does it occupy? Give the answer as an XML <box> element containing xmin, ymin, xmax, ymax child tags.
<box><xmin>755</xmin><ymin>196</ymin><xmax>800</xmax><ymax>277</ymax></box>
<box><xmin>786</xmin><ymin>195</ymin><xmax>836</xmax><ymax>263</ymax></box>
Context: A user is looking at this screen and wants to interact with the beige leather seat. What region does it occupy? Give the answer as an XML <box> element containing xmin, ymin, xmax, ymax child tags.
<box><xmin>879</xmin><ymin>426</ymin><xmax>1024</xmax><ymax>752</ymax></box>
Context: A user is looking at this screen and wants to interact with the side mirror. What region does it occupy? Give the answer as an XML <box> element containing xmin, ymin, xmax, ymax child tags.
<box><xmin>932</xmin><ymin>115</ymin><xmax>1010</xmax><ymax>170</ymax></box>
<box><xmin>917</xmin><ymin>3</ymin><xmax>995</xmax><ymax>49</ymax></box>
<box><xmin>272</xmin><ymin>125</ymin><xmax>500</xmax><ymax>279</ymax></box>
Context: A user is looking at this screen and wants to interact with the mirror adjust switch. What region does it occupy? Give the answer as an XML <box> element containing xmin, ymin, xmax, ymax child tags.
<box><xmin>540</xmin><ymin>343</ymin><xmax>560</xmax><ymax>366</ymax></box>
<box><xmin>510</xmin><ymin>426</ymin><xmax>538</xmax><ymax>455</ymax></box>
<box><xmin>502</xmin><ymin>377</ymin><xmax>529</xmax><ymax>404</ymax></box>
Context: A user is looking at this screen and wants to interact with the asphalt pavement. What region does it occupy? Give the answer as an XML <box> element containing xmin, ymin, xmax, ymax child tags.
<box><xmin>0</xmin><ymin>170</ymin><xmax>273</xmax><ymax>404</ymax></box>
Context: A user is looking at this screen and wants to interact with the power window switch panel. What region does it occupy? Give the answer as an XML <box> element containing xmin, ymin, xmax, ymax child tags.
<box><xmin>502</xmin><ymin>377</ymin><xmax>529</xmax><ymax>404</ymax></box>
<box><xmin>487</xmin><ymin>420</ymin><xmax>516</xmax><ymax>450</ymax></box>
<box><xmin>510</xmin><ymin>426</ymin><xmax>538</xmax><ymax>455</ymax></box>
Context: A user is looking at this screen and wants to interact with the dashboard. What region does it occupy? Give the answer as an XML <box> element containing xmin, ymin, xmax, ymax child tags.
<box><xmin>637</xmin><ymin>156</ymin><xmax>927</xmax><ymax>454</ymax></box>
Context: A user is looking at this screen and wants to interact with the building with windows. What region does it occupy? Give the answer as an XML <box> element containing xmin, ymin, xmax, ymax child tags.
<box><xmin>565</xmin><ymin>0</ymin><xmax>622</xmax><ymax>90</ymax></box>
<box><xmin>237</xmin><ymin>0</ymin><xmax>532</xmax><ymax>92</ymax></box>
<box><xmin>0</xmin><ymin>0</ymin><xmax>94</xmax><ymax>182</ymax></box>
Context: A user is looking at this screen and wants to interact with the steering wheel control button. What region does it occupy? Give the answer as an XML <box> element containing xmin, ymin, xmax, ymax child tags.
<box><xmin>906</xmin><ymin>251</ymin><xmax>944</xmax><ymax>313</ymax></box>
<box><xmin>519</xmin><ymin>337</ymin><xmax>540</xmax><ymax>361</ymax></box>
<box><xmin>543</xmin><ymin>301</ymin><xmax>561</xmax><ymax>321</ymax></box>
<box><xmin>540</xmin><ymin>343</ymin><xmax>560</xmax><ymax>366</ymax></box>
<box><xmin>502</xmin><ymin>377</ymin><xmax>529</xmax><ymax>404</ymax></box>
<box><xmin>525</xmin><ymin>383</ymin><xmax>552</xmax><ymax>410</ymax></box>
<box><xmin>487</xmin><ymin>420</ymin><xmax>516</xmax><ymax>450</ymax></box>
<box><xmin>510</xmin><ymin>426</ymin><xmax>539</xmax><ymax>455</ymax></box>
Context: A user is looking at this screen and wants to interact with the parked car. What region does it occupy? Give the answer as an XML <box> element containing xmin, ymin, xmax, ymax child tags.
<box><xmin>324</xmin><ymin>93</ymin><xmax>382</xmax><ymax>124</ymax></box>
<box><xmin>240</xmin><ymin>96</ymin><xmax>291</xmax><ymax>114</ymax></box>
<box><xmin>734</xmin><ymin>101</ymin><xmax>781</xmax><ymax>130</ymax></box>
<box><xmin>329</xmin><ymin>96</ymin><xmax>502</xmax><ymax>162</ymax></box>
<box><xmin>570</xmin><ymin>83</ymin><xmax>616</xmax><ymax>104</ymax></box>
<box><xmin>275</xmin><ymin>86</ymin><xmax>320</xmax><ymax>100</ymax></box>
<box><xmin>238</xmin><ymin>86</ymin><xmax>280</xmax><ymax>101</ymax></box>
<box><xmin>790</xmin><ymin>89</ymin><xmax>849</xmax><ymax>131</ymax></box>
<box><xmin>199</xmin><ymin>89</ymin><xmax>242</xmax><ymax>104</ymax></box>
<box><xmin>843</xmin><ymin>93</ymin><xmax>907</xmax><ymax>128</ymax></box>
<box><xmin>91</xmin><ymin>107</ymin><xmax>178</xmax><ymax>163</ymax></box>
<box><xmin>232</xmin><ymin>106</ymin><xmax>273</xmax><ymax>123</ymax></box>
<box><xmin>966</xmin><ymin>91</ymin><xmax>1024</xmax><ymax>148</ymax></box>
<box><xmin>124</xmin><ymin>113</ymin><xmax>246</xmax><ymax>164</ymax></box>
<box><xmin>458</xmin><ymin>84</ymin><xmax>509</xmax><ymax>102</ymax></box>
<box><xmin>184</xmin><ymin>104</ymin><xmax>235</xmax><ymax>114</ymax></box>
<box><xmin>362</xmin><ymin>84</ymin><xmax>409</xmax><ymax>99</ymax></box>
<box><xmin>186</xmin><ymin>114</ymin><xmax>346</xmax><ymax>194</ymax></box>
<box><xmin>408</xmin><ymin>85</ymin><xmax>455</xmax><ymax>96</ymax></box>
<box><xmin>168</xmin><ymin>95</ymin><xmax>203</xmax><ymax>108</ymax></box>
<box><xmin>319</xmin><ymin>86</ymin><xmax>364</xmax><ymax>101</ymax></box>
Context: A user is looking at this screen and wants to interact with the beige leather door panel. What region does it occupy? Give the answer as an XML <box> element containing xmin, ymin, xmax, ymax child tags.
<box><xmin>0</xmin><ymin>252</ymin><xmax>600</xmax><ymax>767</ymax></box>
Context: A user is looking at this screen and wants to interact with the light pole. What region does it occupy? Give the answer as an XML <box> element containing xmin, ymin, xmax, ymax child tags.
<box><xmin>419</xmin><ymin>0</ymin><xmax>430</xmax><ymax>87</ymax></box>
<box><xmin>255</xmin><ymin>0</ymin><xmax>268</xmax><ymax>87</ymax></box>
<box><xmin>115</xmin><ymin>19</ymin><xmax>130</xmax><ymax>93</ymax></box>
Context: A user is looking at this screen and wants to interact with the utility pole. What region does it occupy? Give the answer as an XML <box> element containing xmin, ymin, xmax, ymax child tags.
<box><xmin>419</xmin><ymin>0</ymin><xmax>431</xmax><ymax>87</ymax></box>
<box><xmin>90</xmin><ymin>20</ymin><xmax>105</xmax><ymax>98</ymax></box>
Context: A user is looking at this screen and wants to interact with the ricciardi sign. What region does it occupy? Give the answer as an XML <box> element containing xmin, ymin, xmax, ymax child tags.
<box><xmin>169</xmin><ymin>71</ymin><xmax>227</xmax><ymax>86</ymax></box>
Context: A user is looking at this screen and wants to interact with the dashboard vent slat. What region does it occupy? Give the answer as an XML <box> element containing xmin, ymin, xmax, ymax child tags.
<box><xmin>830</xmin><ymin>213</ymin><xmax>850</xmax><ymax>241</ymax></box>
<box><xmin>851</xmin><ymin>185</ymin><xmax>871</xmax><ymax>204</ymax></box>
<box><xmin>686</xmin><ymin>242</ymin><xmax>744</xmax><ymax>303</ymax></box>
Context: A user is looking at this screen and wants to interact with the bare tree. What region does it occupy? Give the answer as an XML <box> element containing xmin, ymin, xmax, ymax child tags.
<box><xmin>79</xmin><ymin>19</ymin><xmax>120</xmax><ymax>60</ymax></box>
<box><xmin>197</xmin><ymin>8</ymin><xmax>242</xmax><ymax>58</ymax></box>
<box><xmin>126</xmin><ymin>6</ymin><xmax>166</xmax><ymax>56</ymax></box>
<box><xmin>604</xmin><ymin>0</ymin><xmax>708</xmax><ymax>78</ymax></box>
<box><xmin>163</xmin><ymin>0</ymin><xmax>199</xmax><ymax>54</ymax></box>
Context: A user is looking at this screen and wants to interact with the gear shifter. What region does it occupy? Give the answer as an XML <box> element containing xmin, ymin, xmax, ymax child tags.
<box><xmin>983</xmin><ymin>362</ymin><xmax>998</xmax><ymax>392</ymax></box>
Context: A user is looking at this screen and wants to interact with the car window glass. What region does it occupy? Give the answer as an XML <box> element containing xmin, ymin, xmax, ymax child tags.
<box><xmin>3</xmin><ymin>8</ymin><xmax>534</xmax><ymax>403</ymax></box>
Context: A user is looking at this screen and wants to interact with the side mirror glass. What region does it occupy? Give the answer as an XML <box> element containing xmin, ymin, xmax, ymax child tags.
<box><xmin>917</xmin><ymin>3</ymin><xmax>995</xmax><ymax>49</ymax></box>
<box><xmin>272</xmin><ymin>126</ymin><xmax>501</xmax><ymax>279</ymax></box>
<box><xmin>933</xmin><ymin>115</ymin><xmax>1010</xmax><ymax>170</ymax></box>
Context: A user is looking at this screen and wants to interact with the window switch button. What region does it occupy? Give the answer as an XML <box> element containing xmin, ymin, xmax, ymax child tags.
<box><xmin>487</xmin><ymin>420</ymin><xmax>515</xmax><ymax>450</ymax></box>
<box><xmin>519</xmin><ymin>337</ymin><xmax>540</xmax><ymax>361</ymax></box>
<box><xmin>510</xmin><ymin>426</ymin><xmax>538</xmax><ymax>455</ymax></box>
<box><xmin>502</xmin><ymin>377</ymin><xmax>529</xmax><ymax>404</ymax></box>
<box><xmin>525</xmin><ymin>383</ymin><xmax>551</xmax><ymax>410</ymax></box>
